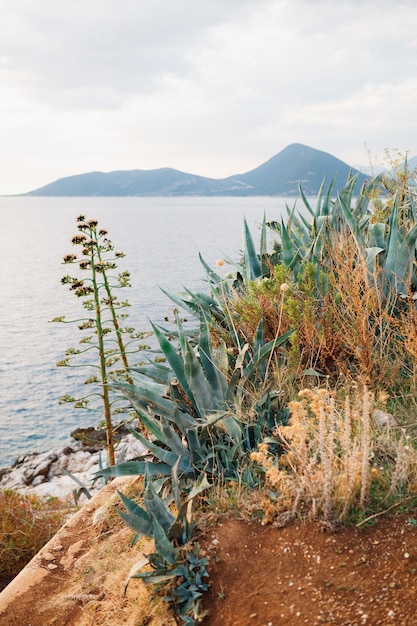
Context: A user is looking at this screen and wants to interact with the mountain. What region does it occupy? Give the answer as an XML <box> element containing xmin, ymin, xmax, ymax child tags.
<box><xmin>23</xmin><ymin>143</ymin><xmax>369</xmax><ymax>197</ymax></box>
<box><xmin>225</xmin><ymin>144</ymin><xmax>368</xmax><ymax>196</ymax></box>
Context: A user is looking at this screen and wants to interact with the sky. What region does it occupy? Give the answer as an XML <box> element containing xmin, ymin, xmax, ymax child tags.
<box><xmin>1</xmin><ymin>0</ymin><xmax>417</xmax><ymax>195</ymax></box>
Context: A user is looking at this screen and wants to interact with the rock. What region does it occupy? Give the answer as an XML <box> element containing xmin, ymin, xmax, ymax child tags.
<box><xmin>0</xmin><ymin>430</ymin><xmax>147</xmax><ymax>500</ymax></box>
<box><xmin>373</xmin><ymin>409</ymin><xmax>397</xmax><ymax>428</ymax></box>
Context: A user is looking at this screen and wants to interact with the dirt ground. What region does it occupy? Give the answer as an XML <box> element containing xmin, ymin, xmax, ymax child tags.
<box><xmin>200</xmin><ymin>514</ymin><xmax>417</xmax><ymax>626</ymax></box>
<box><xmin>1</xmin><ymin>478</ymin><xmax>417</xmax><ymax>626</ymax></box>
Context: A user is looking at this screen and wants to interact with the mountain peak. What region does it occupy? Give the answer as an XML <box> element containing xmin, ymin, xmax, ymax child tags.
<box><xmin>23</xmin><ymin>145</ymin><xmax>369</xmax><ymax>197</ymax></box>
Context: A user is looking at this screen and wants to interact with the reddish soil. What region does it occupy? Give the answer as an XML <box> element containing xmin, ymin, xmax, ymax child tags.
<box><xmin>201</xmin><ymin>514</ymin><xmax>417</xmax><ymax>626</ymax></box>
<box><xmin>1</xmin><ymin>478</ymin><xmax>417</xmax><ymax>626</ymax></box>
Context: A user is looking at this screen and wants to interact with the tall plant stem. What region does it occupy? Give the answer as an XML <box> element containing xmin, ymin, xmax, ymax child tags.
<box><xmin>90</xmin><ymin>233</ymin><xmax>115</xmax><ymax>466</ymax></box>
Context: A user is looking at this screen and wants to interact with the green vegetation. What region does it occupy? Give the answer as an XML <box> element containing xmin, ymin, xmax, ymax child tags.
<box><xmin>91</xmin><ymin>165</ymin><xmax>417</xmax><ymax>624</ymax></box>
<box><xmin>12</xmin><ymin>161</ymin><xmax>409</xmax><ymax>624</ymax></box>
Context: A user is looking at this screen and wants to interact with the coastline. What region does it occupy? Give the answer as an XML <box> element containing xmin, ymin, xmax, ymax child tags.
<box><xmin>0</xmin><ymin>428</ymin><xmax>146</xmax><ymax>500</ymax></box>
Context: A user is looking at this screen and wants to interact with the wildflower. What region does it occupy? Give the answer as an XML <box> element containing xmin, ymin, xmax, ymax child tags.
<box><xmin>280</xmin><ymin>282</ymin><xmax>289</xmax><ymax>292</ymax></box>
<box><xmin>216</xmin><ymin>259</ymin><xmax>225</xmax><ymax>267</ymax></box>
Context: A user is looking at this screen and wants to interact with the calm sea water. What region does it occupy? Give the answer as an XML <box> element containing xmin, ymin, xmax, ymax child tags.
<box><xmin>0</xmin><ymin>196</ymin><xmax>295</xmax><ymax>468</ymax></box>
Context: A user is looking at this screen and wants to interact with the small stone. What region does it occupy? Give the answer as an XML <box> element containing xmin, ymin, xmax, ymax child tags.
<box><xmin>47</xmin><ymin>563</ymin><xmax>59</xmax><ymax>570</ymax></box>
<box><xmin>43</xmin><ymin>552</ymin><xmax>56</xmax><ymax>561</ymax></box>
<box><xmin>373</xmin><ymin>409</ymin><xmax>397</xmax><ymax>428</ymax></box>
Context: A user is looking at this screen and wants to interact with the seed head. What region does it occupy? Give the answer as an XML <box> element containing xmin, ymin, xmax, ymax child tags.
<box><xmin>63</xmin><ymin>254</ymin><xmax>77</xmax><ymax>263</ymax></box>
<box><xmin>72</xmin><ymin>234</ymin><xmax>87</xmax><ymax>245</ymax></box>
<box><xmin>216</xmin><ymin>259</ymin><xmax>225</xmax><ymax>267</ymax></box>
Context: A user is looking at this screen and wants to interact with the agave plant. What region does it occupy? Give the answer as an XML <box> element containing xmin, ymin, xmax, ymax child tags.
<box><xmin>117</xmin><ymin>469</ymin><xmax>210</xmax><ymax>625</ymax></box>
<box><xmin>97</xmin><ymin>309</ymin><xmax>292</xmax><ymax>486</ymax></box>
<box><xmin>97</xmin><ymin>216</ymin><xmax>292</xmax><ymax>487</ymax></box>
<box><xmin>267</xmin><ymin>173</ymin><xmax>417</xmax><ymax>298</ymax></box>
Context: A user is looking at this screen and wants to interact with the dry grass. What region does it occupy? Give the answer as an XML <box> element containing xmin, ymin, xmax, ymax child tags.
<box><xmin>44</xmin><ymin>478</ymin><xmax>176</xmax><ymax>626</ymax></box>
<box><xmin>251</xmin><ymin>385</ymin><xmax>417</xmax><ymax>526</ymax></box>
<box><xmin>0</xmin><ymin>490</ymin><xmax>70</xmax><ymax>590</ymax></box>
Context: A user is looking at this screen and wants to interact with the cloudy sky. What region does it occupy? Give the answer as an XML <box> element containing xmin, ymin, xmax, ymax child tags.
<box><xmin>1</xmin><ymin>0</ymin><xmax>416</xmax><ymax>195</ymax></box>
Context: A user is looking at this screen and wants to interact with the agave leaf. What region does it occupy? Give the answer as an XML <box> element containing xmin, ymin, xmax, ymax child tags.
<box><xmin>124</xmin><ymin>556</ymin><xmax>150</xmax><ymax>594</ymax></box>
<box><xmin>234</xmin><ymin>343</ymin><xmax>249</xmax><ymax>372</ymax></box>
<box><xmin>168</xmin><ymin>456</ymin><xmax>181</xmax><ymax>517</ymax></box>
<box><xmin>144</xmin><ymin>480</ymin><xmax>176</xmax><ymax>535</ymax></box>
<box><xmin>280</xmin><ymin>220</ymin><xmax>300</xmax><ymax>270</ymax></box>
<box><xmin>151</xmin><ymin>321</ymin><xmax>195</xmax><ymax>406</ymax></box>
<box><xmin>114</xmin><ymin>378</ymin><xmax>175</xmax><ymax>422</ymax></box>
<box><xmin>137</xmin><ymin>571</ymin><xmax>179</xmax><ymax>584</ymax></box>
<box><xmin>218</xmin><ymin>415</ymin><xmax>243</xmax><ymax>443</ymax></box>
<box><xmin>253</xmin><ymin>317</ymin><xmax>265</xmax><ymax>357</ymax></box>
<box><xmin>298</xmin><ymin>183</ymin><xmax>315</xmax><ymax>217</ymax></box>
<box><xmin>127</xmin><ymin>413</ymin><xmax>166</xmax><ymax>444</ymax></box>
<box><xmin>319</xmin><ymin>177</ymin><xmax>335</xmax><ymax>217</ymax></box>
<box><xmin>186</xmin><ymin>472</ymin><xmax>211</xmax><ymax>501</ymax></box>
<box><xmin>225</xmin><ymin>369</ymin><xmax>242</xmax><ymax>405</ymax></box>
<box><xmin>184</xmin><ymin>343</ymin><xmax>217</xmax><ymax>415</ymax></box>
<box><xmin>132</xmin><ymin>360</ymin><xmax>173</xmax><ymax>385</ymax></box>
<box><xmin>159</xmin><ymin>286</ymin><xmax>199</xmax><ymax>317</ymax></box>
<box><xmin>151</xmin><ymin>515</ymin><xmax>178</xmax><ymax>566</ymax></box>
<box><xmin>384</xmin><ymin>195</ymin><xmax>417</xmax><ymax>290</ymax></box>
<box><xmin>259</xmin><ymin>213</ymin><xmax>269</xmax><ymax>275</ymax></box>
<box><xmin>197</xmin><ymin>312</ymin><xmax>228</xmax><ymax>404</ymax></box>
<box><xmin>96</xmin><ymin>460</ymin><xmax>173</xmax><ymax>481</ymax></box>
<box><xmin>116</xmin><ymin>493</ymin><xmax>153</xmax><ymax>537</ymax></box>
<box><xmin>243</xmin><ymin>218</ymin><xmax>262</xmax><ymax>280</ymax></box>
<box><xmin>368</xmin><ymin>223</ymin><xmax>386</xmax><ymax>249</ymax></box>
<box><xmin>161</xmin><ymin>421</ymin><xmax>190</xmax><ymax>458</ymax></box>
<box><xmin>199</xmin><ymin>252</ymin><xmax>222</xmax><ymax>286</ymax></box>
<box><xmin>243</xmin><ymin>328</ymin><xmax>294</xmax><ymax>379</ymax></box>
<box><xmin>144</xmin><ymin>436</ymin><xmax>191</xmax><ymax>471</ymax></box>
<box><xmin>337</xmin><ymin>193</ymin><xmax>364</xmax><ymax>248</ymax></box>
<box><xmin>384</xmin><ymin>192</ymin><xmax>400</xmax><ymax>273</ymax></box>
<box><xmin>365</xmin><ymin>246</ymin><xmax>384</xmax><ymax>272</ymax></box>
<box><xmin>117</xmin><ymin>490</ymin><xmax>148</xmax><ymax>519</ymax></box>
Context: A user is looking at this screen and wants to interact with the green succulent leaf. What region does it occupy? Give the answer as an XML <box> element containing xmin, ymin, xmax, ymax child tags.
<box><xmin>243</xmin><ymin>218</ymin><xmax>262</xmax><ymax>280</ymax></box>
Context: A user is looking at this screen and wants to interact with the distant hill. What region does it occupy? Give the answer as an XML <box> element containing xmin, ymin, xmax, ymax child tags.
<box><xmin>23</xmin><ymin>143</ymin><xmax>370</xmax><ymax>197</ymax></box>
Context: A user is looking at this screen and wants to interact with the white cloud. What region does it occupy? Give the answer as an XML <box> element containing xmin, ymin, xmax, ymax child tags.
<box><xmin>1</xmin><ymin>0</ymin><xmax>417</xmax><ymax>193</ymax></box>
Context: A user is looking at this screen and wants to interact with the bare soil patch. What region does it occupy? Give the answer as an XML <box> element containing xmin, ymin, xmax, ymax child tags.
<box><xmin>1</xmin><ymin>479</ymin><xmax>417</xmax><ymax>626</ymax></box>
<box><xmin>201</xmin><ymin>513</ymin><xmax>417</xmax><ymax>626</ymax></box>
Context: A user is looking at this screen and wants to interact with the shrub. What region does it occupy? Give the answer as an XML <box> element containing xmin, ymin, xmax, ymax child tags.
<box><xmin>0</xmin><ymin>489</ymin><xmax>68</xmax><ymax>590</ymax></box>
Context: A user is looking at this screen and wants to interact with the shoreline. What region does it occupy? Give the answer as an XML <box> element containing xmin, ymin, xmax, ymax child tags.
<box><xmin>0</xmin><ymin>427</ymin><xmax>146</xmax><ymax>500</ymax></box>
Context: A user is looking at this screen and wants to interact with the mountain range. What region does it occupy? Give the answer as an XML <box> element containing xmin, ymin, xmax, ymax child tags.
<box><xmin>24</xmin><ymin>143</ymin><xmax>373</xmax><ymax>197</ymax></box>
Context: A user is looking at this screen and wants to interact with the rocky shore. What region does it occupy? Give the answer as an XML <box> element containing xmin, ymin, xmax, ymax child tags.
<box><xmin>0</xmin><ymin>426</ymin><xmax>147</xmax><ymax>500</ymax></box>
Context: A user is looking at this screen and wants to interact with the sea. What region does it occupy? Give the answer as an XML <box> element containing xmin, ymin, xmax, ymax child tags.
<box><xmin>0</xmin><ymin>195</ymin><xmax>298</xmax><ymax>468</ymax></box>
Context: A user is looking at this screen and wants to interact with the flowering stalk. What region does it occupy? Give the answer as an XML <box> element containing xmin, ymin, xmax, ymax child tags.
<box><xmin>52</xmin><ymin>215</ymin><xmax>149</xmax><ymax>466</ymax></box>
